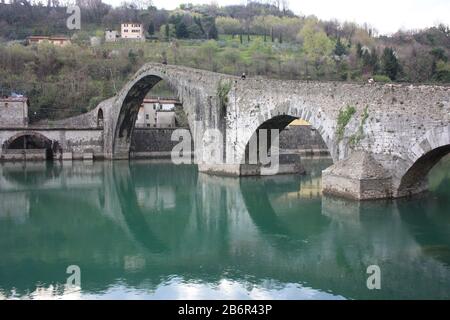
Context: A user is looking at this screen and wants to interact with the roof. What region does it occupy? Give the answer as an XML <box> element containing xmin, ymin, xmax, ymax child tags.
<box><xmin>28</xmin><ymin>36</ymin><xmax>70</xmax><ymax>41</ymax></box>
<box><xmin>0</xmin><ymin>96</ymin><xmax>29</xmax><ymax>103</ymax></box>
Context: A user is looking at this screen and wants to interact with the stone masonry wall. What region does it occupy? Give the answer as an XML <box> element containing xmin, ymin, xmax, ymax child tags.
<box><xmin>279</xmin><ymin>125</ymin><xmax>328</xmax><ymax>151</ymax></box>
<box><xmin>129</xmin><ymin>126</ymin><xmax>328</xmax><ymax>158</ymax></box>
<box><xmin>130</xmin><ymin>128</ymin><xmax>191</xmax><ymax>158</ymax></box>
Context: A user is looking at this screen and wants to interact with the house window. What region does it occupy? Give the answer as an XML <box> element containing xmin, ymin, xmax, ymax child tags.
<box><xmin>4</xmin><ymin>103</ymin><xmax>8</xmax><ymax>108</ymax></box>
<box><xmin>146</xmin><ymin>114</ymin><xmax>149</xmax><ymax>120</ymax></box>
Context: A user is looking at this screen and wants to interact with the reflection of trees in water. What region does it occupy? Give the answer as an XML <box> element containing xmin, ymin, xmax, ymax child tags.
<box><xmin>428</xmin><ymin>154</ymin><xmax>450</xmax><ymax>194</ymax></box>
<box><xmin>400</xmin><ymin>154</ymin><xmax>450</xmax><ymax>266</ymax></box>
<box><xmin>398</xmin><ymin>196</ymin><xmax>450</xmax><ymax>267</ymax></box>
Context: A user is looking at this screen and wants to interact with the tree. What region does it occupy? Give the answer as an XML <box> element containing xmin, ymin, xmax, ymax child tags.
<box><xmin>128</xmin><ymin>49</ymin><xmax>138</xmax><ymax>65</ymax></box>
<box><xmin>147</xmin><ymin>21</ymin><xmax>155</xmax><ymax>35</ymax></box>
<box><xmin>215</xmin><ymin>16</ymin><xmax>242</xmax><ymax>36</ymax></box>
<box><xmin>175</xmin><ymin>21</ymin><xmax>189</xmax><ymax>39</ymax></box>
<box><xmin>381</xmin><ymin>47</ymin><xmax>401</xmax><ymax>80</ymax></box>
<box><xmin>208</xmin><ymin>22</ymin><xmax>218</xmax><ymax>40</ymax></box>
<box><xmin>434</xmin><ymin>60</ymin><xmax>450</xmax><ymax>82</ymax></box>
<box><xmin>199</xmin><ymin>40</ymin><xmax>219</xmax><ymax>71</ymax></box>
<box><xmin>165</xmin><ymin>23</ymin><xmax>170</xmax><ymax>40</ymax></box>
<box><xmin>334</xmin><ymin>37</ymin><xmax>347</xmax><ymax>56</ymax></box>
<box><xmin>187</xmin><ymin>23</ymin><xmax>203</xmax><ymax>39</ymax></box>
<box><xmin>299</xmin><ymin>20</ymin><xmax>334</xmax><ymax>63</ymax></box>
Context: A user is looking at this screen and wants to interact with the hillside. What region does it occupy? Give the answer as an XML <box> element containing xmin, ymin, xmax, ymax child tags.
<box><xmin>0</xmin><ymin>1</ymin><xmax>449</xmax><ymax>121</ymax></box>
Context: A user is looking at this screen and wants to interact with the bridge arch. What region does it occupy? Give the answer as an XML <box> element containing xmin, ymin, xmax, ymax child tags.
<box><xmin>2</xmin><ymin>131</ymin><xmax>61</xmax><ymax>160</ymax></box>
<box><xmin>107</xmin><ymin>64</ymin><xmax>221</xmax><ymax>160</ymax></box>
<box><xmin>238</xmin><ymin>103</ymin><xmax>337</xmax><ymax>175</ymax></box>
<box><xmin>396</xmin><ymin>125</ymin><xmax>450</xmax><ymax>197</ymax></box>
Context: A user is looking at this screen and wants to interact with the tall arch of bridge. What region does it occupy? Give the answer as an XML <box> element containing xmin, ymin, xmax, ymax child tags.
<box><xmin>103</xmin><ymin>64</ymin><xmax>227</xmax><ymax>160</ymax></box>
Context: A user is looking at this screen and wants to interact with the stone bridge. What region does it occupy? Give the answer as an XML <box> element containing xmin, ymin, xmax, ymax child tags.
<box><xmin>1</xmin><ymin>63</ymin><xmax>449</xmax><ymax>200</ymax></box>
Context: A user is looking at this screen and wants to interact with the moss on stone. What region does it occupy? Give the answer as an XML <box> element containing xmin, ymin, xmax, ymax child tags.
<box><xmin>217</xmin><ymin>79</ymin><xmax>232</xmax><ymax>113</ymax></box>
<box><xmin>349</xmin><ymin>105</ymin><xmax>369</xmax><ymax>147</ymax></box>
<box><xmin>336</xmin><ymin>105</ymin><xmax>356</xmax><ymax>142</ymax></box>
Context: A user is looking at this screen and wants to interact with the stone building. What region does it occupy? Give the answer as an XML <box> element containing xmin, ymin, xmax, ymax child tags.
<box><xmin>0</xmin><ymin>96</ymin><xmax>29</xmax><ymax>127</ymax></box>
<box><xmin>135</xmin><ymin>98</ymin><xmax>178</xmax><ymax>128</ymax></box>
<box><xmin>121</xmin><ymin>23</ymin><xmax>144</xmax><ymax>40</ymax></box>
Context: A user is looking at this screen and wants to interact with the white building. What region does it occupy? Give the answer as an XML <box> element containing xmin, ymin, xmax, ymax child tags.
<box><xmin>136</xmin><ymin>98</ymin><xmax>179</xmax><ymax>128</ymax></box>
<box><xmin>105</xmin><ymin>30</ymin><xmax>119</xmax><ymax>42</ymax></box>
<box><xmin>121</xmin><ymin>23</ymin><xmax>144</xmax><ymax>40</ymax></box>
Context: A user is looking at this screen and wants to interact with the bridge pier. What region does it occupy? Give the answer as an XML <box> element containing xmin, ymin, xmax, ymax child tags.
<box><xmin>322</xmin><ymin>151</ymin><xmax>393</xmax><ymax>200</ymax></box>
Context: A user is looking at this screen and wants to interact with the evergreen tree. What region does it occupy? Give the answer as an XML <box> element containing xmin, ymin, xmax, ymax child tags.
<box><xmin>356</xmin><ymin>43</ymin><xmax>363</xmax><ymax>59</ymax></box>
<box><xmin>370</xmin><ymin>49</ymin><xmax>380</xmax><ymax>74</ymax></box>
<box><xmin>209</xmin><ymin>23</ymin><xmax>218</xmax><ymax>40</ymax></box>
<box><xmin>165</xmin><ymin>23</ymin><xmax>170</xmax><ymax>40</ymax></box>
<box><xmin>334</xmin><ymin>37</ymin><xmax>347</xmax><ymax>56</ymax></box>
<box><xmin>147</xmin><ymin>22</ymin><xmax>155</xmax><ymax>35</ymax></box>
<box><xmin>175</xmin><ymin>21</ymin><xmax>189</xmax><ymax>39</ymax></box>
<box><xmin>381</xmin><ymin>47</ymin><xmax>401</xmax><ymax>80</ymax></box>
<box><xmin>128</xmin><ymin>50</ymin><xmax>138</xmax><ymax>65</ymax></box>
<box><xmin>194</xmin><ymin>16</ymin><xmax>205</xmax><ymax>37</ymax></box>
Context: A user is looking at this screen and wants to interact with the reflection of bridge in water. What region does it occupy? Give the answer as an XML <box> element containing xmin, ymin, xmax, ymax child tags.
<box><xmin>1</xmin><ymin>160</ymin><xmax>450</xmax><ymax>299</ymax></box>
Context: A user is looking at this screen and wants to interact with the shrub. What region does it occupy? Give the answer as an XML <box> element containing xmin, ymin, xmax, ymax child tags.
<box><xmin>336</xmin><ymin>105</ymin><xmax>356</xmax><ymax>142</ymax></box>
<box><xmin>373</xmin><ymin>75</ymin><xmax>392</xmax><ymax>83</ymax></box>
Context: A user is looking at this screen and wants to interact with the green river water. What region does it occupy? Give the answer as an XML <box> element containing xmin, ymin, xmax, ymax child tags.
<box><xmin>0</xmin><ymin>157</ymin><xmax>449</xmax><ymax>300</ymax></box>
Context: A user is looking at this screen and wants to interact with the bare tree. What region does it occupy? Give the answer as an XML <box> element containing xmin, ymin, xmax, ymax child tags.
<box><xmin>281</xmin><ymin>0</ymin><xmax>289</xmax><ymax>13</ymax></box>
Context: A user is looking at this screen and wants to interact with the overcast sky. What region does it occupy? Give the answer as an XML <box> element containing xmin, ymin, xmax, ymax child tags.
<box><xmin>102</xmin><ymin>0</ymin><xmax>450</xmax><ymax>35</ymax></box>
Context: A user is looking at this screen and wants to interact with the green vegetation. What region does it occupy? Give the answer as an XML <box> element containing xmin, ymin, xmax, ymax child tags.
<box><xmin>217</xmin><ymin>79</ymin><xmax>232</xmax><ymax>112</ymax></box>
<box><xmin>0</xmin><ymin>1</ymin><xmax>449</xmax><ymax>121</ymax></box>
<box><xmin>349</xmin><ymin>106</ymin><xmax>369</xmax><ymax>147</ymax></box>
<box><xmin>381</xmin><ymin>47</ymin><xmax>401</xmax><ymax>81</ymax></box>
<box><xmin>336</xmin><ymin>105</ymin><xmax>357</xmax><ymax>142</ymax></box>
